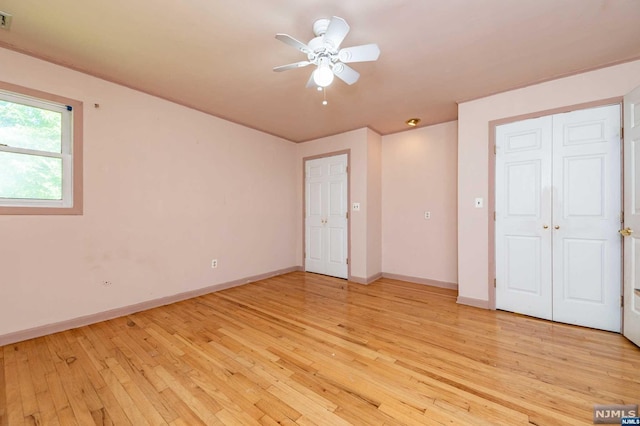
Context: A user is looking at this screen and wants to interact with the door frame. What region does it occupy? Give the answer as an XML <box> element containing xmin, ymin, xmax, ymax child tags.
<box><xmin>488</xmin><ymin>97</ymin><xmax>623</xmax><ymax>312</ymax></box>
<box><xmin>302</xmin><ymin>150</ymin><xmax>351</xmax><ymax>279</ymax></box>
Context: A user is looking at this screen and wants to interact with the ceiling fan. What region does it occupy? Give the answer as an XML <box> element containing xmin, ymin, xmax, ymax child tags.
<box><xmin>273</xmin><ymin>16</ymin><xmax>380</xmax><ymax>88</ymax></box>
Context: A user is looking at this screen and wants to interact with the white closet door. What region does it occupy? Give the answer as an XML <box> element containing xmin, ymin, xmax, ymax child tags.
<box><xmin>496</xmin><ymin>104</ymin><xmax>622</xmax><ymax>332</ymax></box>
<box><xmin>305</xmin><ymin>154</ymin><xmax>348</xmax><ymax>279</ymax></box>
<box><xmin>551</xmin><ymin>105</ymin><xmax>621</xmax><ymax>332</ymax></box>
<box><xmin>495</xmin><ymin>116</ymin><xmax>553</xmax><ymax>320</ymax></box>
<box><xmin>623</xmin><ymin>85</ymin><xmax>640</xmax><ymax>347</ymax></box>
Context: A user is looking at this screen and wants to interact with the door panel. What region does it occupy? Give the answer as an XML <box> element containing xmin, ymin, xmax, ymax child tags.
<box><xmin>505</xmin><ymin>236</ymin><xmax>543</xmax><ymax>294</ymax></box>
<box><xmin>635</xmin><ymin>140</ymin><xmax>640</xmax><ymax>212</ymax></box>
<box><xmin>329</xmin><ymin>181</ymin><xmax>344</xmax><ymax>215</ymax></box>
<box><xmin>305</xmin><ymin>154</ymin><xmax>348</xmax><ymax>279</ymax></box>
<box><xmin>308</xmin><ymin>181</ymin><xmax>322</xmax><ymax>216</ymax></box>
<box><xmin>564</xmin><ymin>155</ymin><xmax>605</xmax><ymax>217</ymax></box>
<box><xmin>552</xmin><ymin>105</ymin><xmax>621</xmax><ymax>332</ymax></box>
<box><xmin>496</xmin><ymin>117</ymin><xmax>553</xmax><ymax>320</ymax></box>
<box><xmin>505</xmin><ymin>161</ymin><xmax>541</xmax><ymax>217</ymax></box>
<box><xmin>623</xmin><ymin>86</ymin><xmax>640</xmax><ymax>346</ymax></box>
<box><xmin>308</xmin><ymin>225</ymin><xmax>323</xmax><ymax>255</ymax></box>
<box><xmin>563</xmin><ymin>239</ymin><xmax>605</xmax><ymax>303</ymax></box>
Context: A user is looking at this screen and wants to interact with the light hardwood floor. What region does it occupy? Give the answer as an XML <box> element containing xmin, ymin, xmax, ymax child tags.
<box><xmin>1</xmin><ymin>272</ymin><xmax>639</xmax><ymax>425</ymax></box>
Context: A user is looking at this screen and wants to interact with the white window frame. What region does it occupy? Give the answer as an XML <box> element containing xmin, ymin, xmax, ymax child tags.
<box><xmin>0</xmin><ymin>81</ymin><xmax>83</xmax><ymax>215</ymax></box>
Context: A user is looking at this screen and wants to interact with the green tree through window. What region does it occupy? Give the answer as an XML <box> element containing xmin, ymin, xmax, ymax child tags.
<box><xmin>0</xmin><ymin>98</ymin><xmax>65</xmax><ymax>200</ymax></box>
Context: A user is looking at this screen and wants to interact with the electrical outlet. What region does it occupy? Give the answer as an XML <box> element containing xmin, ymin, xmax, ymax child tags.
<box><xmin>0</xmin><ymin>12</ymin><xmax>13</xmax><ymax>30</ymax></box>
<box><xmin>102</xmin><ymin>281</ymin><xmax>112</xmax><ymax>286</ymax></box>
<box><xmin>352</xmin><ymin>202</ymin><xmax>361</xmax><ymax>211</ymax></box>
<box><xmin>211</xmin><ymin>259</ymin><xmax>218</xmax><ymax>269</ymax></box>
<box><xmin>475</xmin><ymin>198</ymin><xmax>484</xmax><ymax>208</ymax></box>
<box><xmin>424</xmin><ymin>211</ymin><xmax>431</xmax><ymax>220</ymax></box>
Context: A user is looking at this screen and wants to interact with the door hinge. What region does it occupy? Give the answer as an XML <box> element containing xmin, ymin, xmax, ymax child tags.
<box><xmin>346</xmin><ymin>166</ymin><xmax>348</xmax><ymax>173</ymax></box>
<box><xmin>621</xmin><ymin>211</ymin><xmax>624</xmax><ymax>224</ymax></box>
<box><xmin>494</xmin><ymin>145</ymin><xmax>497</xmax><ymax>155</ymax></box>
<box><xmin>621</xmin><ymin>295</ymin><xmax>624</xmax><ymax>308</ymax></box>
<box><xmin>621</xmin><ymin>127</ymin><xmax>624</xmax><ymax>140</ymax></box>
<box><xmin>494</xmin><ymin>278</ymin><xmax>496</xmax><ymax>288</ymax></box>
<box><xmin>346</xmin><ymin>258</ymin><xmax>349</xmax><ymax>265</ymax></box>
<box><xmin>346</xmin><ymin>211</ymin><xmax>349</xmax><ymax>219</ymax></box>
<box><xmin>494</xmin><ymin>211</ymin><xmax>496</xmax><ymax>221</ymax></box>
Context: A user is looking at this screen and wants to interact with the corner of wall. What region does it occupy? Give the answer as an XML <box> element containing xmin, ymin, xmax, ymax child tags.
<box><xmin>366</xmin><ymin>129</ymin><xmax>383</xmax><ymax>278</ymax></box>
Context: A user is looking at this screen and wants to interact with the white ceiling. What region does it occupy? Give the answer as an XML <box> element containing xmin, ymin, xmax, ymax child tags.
<box><xmin>1</xmin><ymin>0</ymin><xmax>639</xmax><ymax>142</ymax></box>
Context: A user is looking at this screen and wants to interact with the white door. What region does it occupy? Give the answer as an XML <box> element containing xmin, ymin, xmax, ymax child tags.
<box><xmin>623</xmin><ymin>86</ymin><xmax>640</xmax><ymax>346</ymax></box>
<box><xmin>551</xmin><ymin>105</ymin><xmax>621</xmax><ymax>332</ymax></box>
<box><xmin>496</xmin><ymin>104</ymin><xmax>622</xmax><ymax>332</ymax></box>
<box><xmin>495</xmin><ymin>116</ymin><xmax>553</xmax><ymax>320</ymax></box>
<box><xmin>305</xmin><ymin>154</ymin><xmax>348</xmax><ymax>279</ymax></box>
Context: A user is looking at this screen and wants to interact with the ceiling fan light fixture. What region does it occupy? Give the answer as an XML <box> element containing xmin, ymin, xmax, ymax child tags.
<box><xmin>274</xmin><ymin>16</ymin><xmax>379</xmax><ymax>90</ymax></box>
<box><xmin>406</xmin><ymin>118</ymin><xmax>421</xmax><ymax>127</ymax></box>
<box><xmin>313</xmin><ymin>57</ymin><xmax>334</xmax><ymax>87</ymax></box>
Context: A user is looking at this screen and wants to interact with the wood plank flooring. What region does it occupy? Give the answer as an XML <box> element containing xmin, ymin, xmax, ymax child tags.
<box><xmin>1</xmin><ymin>271</ymin><xmax>639</xmax><ymax>425</ymax></box>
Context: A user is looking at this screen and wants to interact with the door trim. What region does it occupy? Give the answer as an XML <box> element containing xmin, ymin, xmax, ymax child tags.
<box><xmin>488</xmin><ymin>96</ymin><xmax>623</xmax><ymax>311</ymax></box>
<box><xmin>302</xmin><ymin>150</ymin><xmax>351</xmax><ymax>279</ymax></box>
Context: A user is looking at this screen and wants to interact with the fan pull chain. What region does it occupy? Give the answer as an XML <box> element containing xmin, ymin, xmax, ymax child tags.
<box><xmin>322</xmin><ymin>88</ymin><xmax>328</xmax><ymax>106</ymax></box>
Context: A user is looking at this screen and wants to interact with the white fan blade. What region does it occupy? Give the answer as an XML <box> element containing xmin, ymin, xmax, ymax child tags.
<box><xmin>323</xmin><ymin>16</ymin><xmax>350</xmax><ymax>49</ymax></box>
<box><xmin>275</xmin><ymin>33</ymin><xmax>311</xmax><ymax>53</ymax></box>
<box><xmin>332</xmin><ymin>63</ymin><xmax>360</xmax><ymax>85</ymax></box>
<box><xmin>338</xmin><ymin>44</ymin><xmax>380</xmax><ymax>63</ymax></box>
<box><xmin>273</xmin><ymin>61</ymin><xmax>311</xmax><ymax>72</ymax></box>
<box><xmin>306</xmin><ymin>72</ymin><xmax>316</xmax><ymax>88</ymax></box>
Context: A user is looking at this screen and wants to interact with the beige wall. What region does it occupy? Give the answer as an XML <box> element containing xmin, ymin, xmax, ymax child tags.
<box><xmin>381</xmin><ymin>122</ymin><xmax>458</xmax><ymax>284</ymax></box>
<box><xmin>0</xmin><ymin>47</ymin><xmax>298</xmax><ymax>337</ymax></box>
<box><xmin>457</xmin><ymin>59</ymin><xmax>640</xmax><ymax>305</ymax></box>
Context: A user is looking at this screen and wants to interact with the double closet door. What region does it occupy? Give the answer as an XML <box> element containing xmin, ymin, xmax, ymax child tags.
<box><xmin>304</xmin><ymin>154</ymin><xmax>349</xmax><ymax>279</ymax></box>
<box><xmin>495</xmin><ymin>104</ymin><xmax>621</xmax><ymax>332</ymax></box>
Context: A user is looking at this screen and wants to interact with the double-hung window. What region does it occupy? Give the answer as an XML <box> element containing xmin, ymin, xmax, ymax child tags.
<box><xmin>0</xmin><ymin>82</ymin><xmax>82</xmax><ymax>214</ymax></box>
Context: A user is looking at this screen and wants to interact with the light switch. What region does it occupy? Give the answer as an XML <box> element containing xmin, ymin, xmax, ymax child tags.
<box><xmin>475</xmin><ymin>198</ymin><xmax>483</xmax><ymax>208</ymax></box>
<box><xmin>424</xmin><ymin>211</ymin><xmax>431</xmax><ymax>220</ymax></box>
<box><xmin>352</xmin><ymin>202</ymin><xmax>361</xmax><ymax>211</ymax></box>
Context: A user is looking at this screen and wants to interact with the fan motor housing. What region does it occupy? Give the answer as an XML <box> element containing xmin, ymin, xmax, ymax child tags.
<box><xmin>307</xmin><ymin>36</ymin><xmax>338</xmax><ymax>63</ymax></box>
<box><xmin>312</xmin><ymin>18</ymin><xmax>331</xmax><ymax>36</ymax></box>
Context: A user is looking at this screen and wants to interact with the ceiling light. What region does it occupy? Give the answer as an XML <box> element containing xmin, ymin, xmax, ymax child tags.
<box><xmin>313</xmin><ymin>57</ymin><xmax>334</xmax><ymax>87</ymax></box>
<box><xmin>406</xmin><ymin>118</ymin><xmax>421</xmax><ymax>127</ymax></box>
